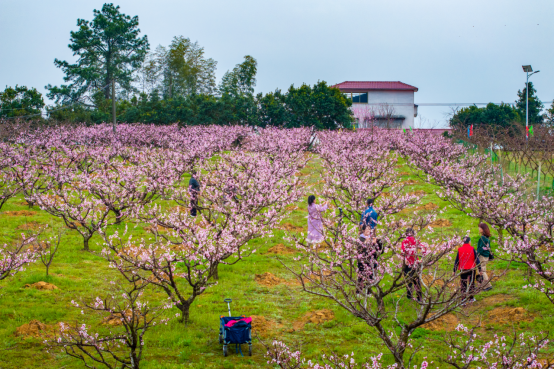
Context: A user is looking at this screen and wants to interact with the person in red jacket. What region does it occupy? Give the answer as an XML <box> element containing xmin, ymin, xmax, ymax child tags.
<box><xmin>401</xmin><ymin>228</ymin><xmax>423</xmax><ymax>303</ymax></box>
<box><xmin>454</xmin><ymin>236</ymin><xmax>482</xmax><ymax>304</ymax></box>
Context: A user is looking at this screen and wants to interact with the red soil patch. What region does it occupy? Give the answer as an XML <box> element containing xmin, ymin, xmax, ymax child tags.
<box><xmin>418</xmin><ymin>203</ymin><xmax>438</xmax><ymax>211</ymax></box>
<box><xmin>102</xmin><ymin>310</ymin><xmax>133</xmax><ymax>326</ymax></box>
<box><xmin>428</xmin><ymin>219</ymin><xmax>452</xmax><ymax>228</ymax></box>
<box><xmin>301</xmin><ymin>269</ymin><xmax>336</xmax><ymax>284</ymax></box>
<box><xmin>266</xmin><ymin>244</ymin><xmax>296</xmax><ymax>255</ymax></box>
<box><xmin>255</xmin><ymin>272</ymin><xmax>298</xmax><ymax>287</ymax></box>
<box><xmin>292</xmin><ymin>309</ymin><xmax>335</xmax><ymax>331</ymax></box>
<box><xmin>3</xmin><ymin>210</ymin><xmax>37</xmax><ymax>217</ymax></box>
<box><xmin>422</xmin><ymin>275</ymin><xmax>457</xmax><ymax>289</ymax></box>
<box><xmin>401</xmin><ymin>179</ymin><xmax>419</xmax><ymax>185</ymax></box>
<box><xmin>14</xmin><ymin>320</ymin><xmax>63</xmax><ymax>339</ymax></box>
<box><xmin>409</xmin><ymin>190</ymin><xmax>427</xmax><ymax>197</ymax></box>
<box><xmin>17</xmin><ymin>221</ymin><xmax>43</xmax><ymax>230</ymax></box>
<box><xmin>14</xmin><ymin>320</ymin><xmax>49</xmax><ymax>338</ymax></box>
<box><xmin>472</xmin><ymin>294</ymin><xmax>513</xmax><ymax>310</ymax></box>
<box><xmin>25</xmin><ymin>281</ymin><xmax>59</xmax><ymax>290</ymax></box>
<box><xmin>250</xmin><ymin>315</ymin><xmax>281</xmax><ymax>337</ymax></box>
<box><xmin>422</xmin><ymin>313</ymin><xmax>459</xmax><ymax>331</ymax></box>
<box><xmin>486</xmin><ymin>307</ymin><xmax>533</xmax><ymax>325</ymax></box>
<box><xmin>399</xmin><ymin>172</ymin><xmax>411</xmax><ymax>176</ymax></box>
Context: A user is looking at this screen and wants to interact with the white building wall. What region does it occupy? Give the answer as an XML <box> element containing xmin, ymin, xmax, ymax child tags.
<box><xmin>353</xmin><ymin>90</ymin><xmax>415</xmax><ymax>128</ymax></box>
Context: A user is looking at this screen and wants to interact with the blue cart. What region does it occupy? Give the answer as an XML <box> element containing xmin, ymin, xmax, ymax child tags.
<box><xmin>219</xmin><ymin>298</ymin><xmax>252</xmax><ymax>357</ymax></box>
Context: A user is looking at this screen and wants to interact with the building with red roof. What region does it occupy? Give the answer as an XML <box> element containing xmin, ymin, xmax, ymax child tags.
<box><xmin>331</xmin><ymin>81</ymin><xmax>419</xmax><ymax>129</ymax></box>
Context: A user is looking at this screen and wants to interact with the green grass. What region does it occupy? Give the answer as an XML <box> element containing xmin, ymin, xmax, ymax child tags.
<box><xmin>0</xmin><ymin>154</ymin><xmax>553</xmax><ymax>368</ymax></box>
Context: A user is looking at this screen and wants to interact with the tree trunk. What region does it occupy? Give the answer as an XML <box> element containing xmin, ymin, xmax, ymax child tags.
<box><xmin>46</xmin><ymin>265</ymin><xmax>49</xmax><ymax>276</ymax></box>
<box><xmin>83</xmin><ymin>236</ymin><xmax>90</xmax><ymax>251</ymax></box>
<box><xmin>113</xmin><ymin>209</ymin><xmax>123</xmax><ymax>224</ymax></box>
<box><xmin>211</xmin><ymin>263</ymin><xmax>219</xmax><ymax>281</ymax></box>
<box><xmin>129</xmin><ymin>348</ymin><xmax>140</xmax><ymax>369</ymax></box>
<box><xmin>112</xmin><ymin>78</ymin><xmax>116</xmax><ymax>134</ymax></box>
<box><xmin>177</xmin><ymin>302</ymin><xmax>191</xmax><ymax>324</ymax></box>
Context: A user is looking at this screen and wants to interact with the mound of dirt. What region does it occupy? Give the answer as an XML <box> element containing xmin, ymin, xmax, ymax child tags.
<box><xmin>419</xmin><ymin>203</ymin><xmax>438</xmax><ymax>211</ymax></box>
<box><xmin>102</xmin><ymin>310</ymin><xmax>133</xmax><ymax>326</ymax></box>
<box><xmin>409</xmin><ymin>190</ymin><xmax>427</xmax><ymax>197</ymax></box>
<box><xmin>3</xmin><ymin>210</ymin><xmax>37</xmax><ymax>217</ymax></box>
<box><xmin>422</xmin><ymin>314</ymin><xmax>459</xmax><ymax>331</ymax></box>
<box><xmin>422</xmin><ymin>275</ymin><xmax>457</xmax><ymax>289</ymax></box>
<box><xmin>292</xmin><ymin>309</ymin><xmax>335</xmax><ymax>331</ymax></box>
<box><xmin>428</xmin><ymin>219</ymin><xmax>452</xmax><ymax>228</ymax></box>
<box><xmin>399</xmin><ymin>172</ymin><xmax>411</xmax><ymax>176</ymax></box>
<box><xmin>280</xmin><ymin>223</ymin><xmax>304</xmax><ymax>233</ymax></box>
<box><xmin>486</xmin><ymin>307</ymin><xmax>532</xmax><ymax>325</ymax></box>
<box><xmin>472</xmin><ymin>294</ymin><xmax>513</xmax><ymax>310</ymax></box>
<box><xmin>250</xmin><ymin>315</ymin><xmax>280</xmax><ymax>337</ymax></box>
<box><xmin>301</xmin><ymin>269</ymin><xmax>336</xmax><ymax>284</ymax></box>
<box><xmin>14</xmin><ymin>320</ymin><xmax>48</xmax><ymax>338</ymax></box>
<box><xmin>25</xmin><ymin>281</ymin><xmax>59</xmax><ymax>290</ymax></box>
<box><xmin>266</xmin><ymin>244</ymin><xmax>296</xmax><ymax>255</ymax></box>
<box><xmin>255</xmin><ymin>272</ymin><xmax>287</xmax><ymax>287</ymax></box>
<box><xmin>17</xmin><ymin>221</ymin><xmax>43</xmax><ymax>230</ymax></box>
<box><xmin>402</xmin><ymin>180</ymin><xmax>419</xmax><ymax>185</ymax></box>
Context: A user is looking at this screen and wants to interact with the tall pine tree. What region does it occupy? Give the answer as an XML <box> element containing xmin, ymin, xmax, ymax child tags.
<box><xmin>515</xmin><ymin>81</ymin><xmax>544</xmax><ymax>124</ymax></box>
<box><xmin>46</xmin><ymin>3</ymin><xmax>149</xmax><ymax>104</ymax></box>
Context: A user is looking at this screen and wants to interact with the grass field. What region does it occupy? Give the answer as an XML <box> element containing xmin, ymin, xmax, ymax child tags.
<box><xmin>0</xmin><ymin>154</ymin><xmax>553</xmax><ymax>368</ymax></box>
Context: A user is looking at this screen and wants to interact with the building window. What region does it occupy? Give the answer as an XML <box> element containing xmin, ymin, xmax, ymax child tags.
<box><xmin>343</xmin><ymin>92</ymin><xmax>368</xmax><ymax>103</ymax></box>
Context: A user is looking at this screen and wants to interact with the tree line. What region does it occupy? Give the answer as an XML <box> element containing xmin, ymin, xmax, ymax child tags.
<box><xmin>0</xmin><ymin>3</ymin><xmax>352</xmax><ymax>129</ymax></box>
<box><xmin>449</xmin><ymin>81</ymin><xmax>554</xmax><ymax>130</ymax></box>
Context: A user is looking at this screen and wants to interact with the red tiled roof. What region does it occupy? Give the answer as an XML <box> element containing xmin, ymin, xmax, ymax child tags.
<box><xmin>331</xmin><ymin>81</ymin><xmax>418</xmax><ymax>92</ymax></box>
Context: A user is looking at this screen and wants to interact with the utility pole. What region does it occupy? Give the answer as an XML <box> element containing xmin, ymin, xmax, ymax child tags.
<box><xmin>112</xmin><ymin>79</ymin><xmax>116</xmax><ymax>134</ymax></box>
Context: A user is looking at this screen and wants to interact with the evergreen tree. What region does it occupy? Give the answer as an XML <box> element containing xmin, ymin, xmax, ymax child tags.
<box><xmin>449</xmin><ymin>103</ymin><xmax>520</xmax><ymax>129</ymax></box>
<box><xmin>515</xmin><ymin>81</ymin><xmax>544</xmax><ymax>124</ymax></box>
<box><xmin>0</xmin><ymin>85</ymin><xmax>44</xmax><ymax>119</ymax></box>
<box><xmin>46</xmin><ymin>3</ymin><xmax>149</xmax><ymax>104</ymax></box>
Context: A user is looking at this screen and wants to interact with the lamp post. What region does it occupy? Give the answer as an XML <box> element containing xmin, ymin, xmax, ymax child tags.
<box><xmin>522</xmin><ymin>65</ymin><xmax>540</xmax><ymax>138</ymax></box>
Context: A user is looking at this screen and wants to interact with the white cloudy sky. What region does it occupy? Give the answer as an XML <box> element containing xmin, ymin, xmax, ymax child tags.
<box><xmin>1</xmin><ymin>0</ymin><xmax>552</xmax><ymax>127</ymax></box>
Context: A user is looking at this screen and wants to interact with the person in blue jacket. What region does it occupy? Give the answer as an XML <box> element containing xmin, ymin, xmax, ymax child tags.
<box><xmin>360</xmin><ymin>198</ymin><xmax>379</xmax><ymax>231</ymax></box>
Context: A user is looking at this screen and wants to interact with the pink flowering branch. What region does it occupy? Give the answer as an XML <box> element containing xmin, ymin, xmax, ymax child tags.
<box><xmin>44</xmin><ymin>278</ymin><xmax>173</xmax><ymax>369</ymax></box>
<box><xmin>441</xmin><ymin>324</ymin><xmax>549</xmax><ymax>369</ymax></box>
<box><xmin>0</xmin><ymin>232</ymin><xmax>41</xmax><ymax>281</ymax></box>
<box><xmin>262</xmin><ymin>339</ymin><xmax>429</xmax><ymax>369</ymax></box>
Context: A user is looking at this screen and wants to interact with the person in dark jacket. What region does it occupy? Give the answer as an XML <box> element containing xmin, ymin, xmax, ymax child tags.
<box><xmin>401</xmin><ymin>227</ymin><xmax>424</xmax><ymax>303</ymax></box>
<box><xmin>360</xmin><ymin>198</ymin><xmax>379</xmax><ymax>231</ymax></box>
<box><xmin>357</xmin><ymin>225</ymin><xmax>383</xmax><ymax>295</ymax></box>
<box><xmin>476</xmin><ymin>223</ymin><xmax>493</xmax><ymax>291</ymax></box>
<box><xmin>189</xmin><ymin>170</ymin><xmax>201</xmax><ymax>217</ymax></box>
<box><xmin>454</xmin><ymin>236</ymin><xmax>482</xmax><ymax>304</ymax></box>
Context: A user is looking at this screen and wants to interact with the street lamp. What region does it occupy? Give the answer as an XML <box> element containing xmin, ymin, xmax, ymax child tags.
<box><xmin>522</xmin><ymin>65</ymin><xmax>540</xmax><ymax>137</ymax></box>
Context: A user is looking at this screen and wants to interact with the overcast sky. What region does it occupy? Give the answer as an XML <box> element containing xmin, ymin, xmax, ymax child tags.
<box><xmin>1</xmin><ymin>0</ymin><xmax>552</xmax><ymax>127</ymax></box>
